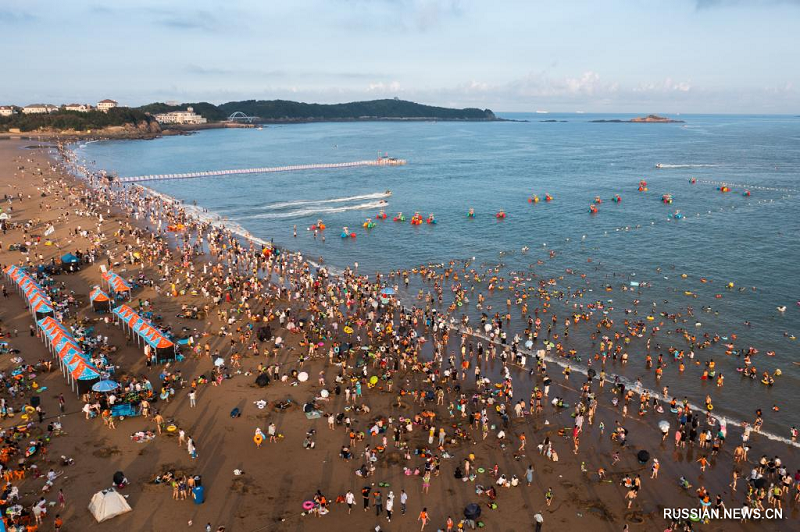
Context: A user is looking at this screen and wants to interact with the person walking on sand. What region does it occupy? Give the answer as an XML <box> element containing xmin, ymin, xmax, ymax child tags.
<box><xmin>154</xmin><ymin>412</ymin><xmax>164</xmax><ymax>435</ymax></box>
<box><xmin>519</xmin><ymin>433</ymin><xmax>526</xmax><ymax>451</ymax></box>
<box><xmin>625</xmin><ymin>487</ymin><xmax>637</xmax><ymax>508</ymax></box>
<box><xmin>418</xmin><ymin>507</ymin><xmax>429</xmax><ymax>530</ymax></box>
<box><xmin>268</xmin><ymin>423</ymin><xmax>277</xmax><ymax>443</ymax></box>
<box><xmin>545</xmin><ymin>487</ymin><xmax>553</xmax><ymax>506</ymax></box>
<box><xmin>534</xmin><ymin>512</ymin><xmax>543</xmax><ymax>532</ymax></box>
<box><xmin>400</xmin><ymin>489</ymin><xmax>408</xmax><ymax>514</ymax></box>
<box><xmin>650</xmin><ymin>458</ymin><xmax>659</xmax><ymax>479</ymax></box>
<box><xmin>187</xmin><ymin>437</ymin><xmax>197</xmax><ymax>459</ymax></box>
<box><xmin>178</xmin><ymin>429</ymin><xmax>186</xmax><ymax>447</ymax></box>
<box><xmin>362</xmin><ymin>486</ymin><xmax>371</xmax><ymax>512</ymax></box>
<box><xmin>58</xmin><ymin>488</ymin><xmax>66</xmax><ymax>509</ymax></box>
<box><xmin>730</xmin><ymin>470</ymin><xmax>739</xmax><ymax>492</ymax></box>
<box><xmin>422</xmin><ymin>470</ymin><xmax>431</xmax><ymax>494</ymax></box>
<box><xmin>188</xmin><ymin>389</ymin><xmax>196</xmax><ymax>408</ymax></box>
<box><xmin>345</xmin><ymin>490</ymin><xmax>355</xmax><ymax>514</ymax></box>
<box><xmin>385</xmin><ymin>491</ymin><xmax>394</xmax><ymax>522</ymax></box>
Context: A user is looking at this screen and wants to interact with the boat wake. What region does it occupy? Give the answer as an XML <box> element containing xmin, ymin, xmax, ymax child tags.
<box><xmin>242</xmin><ymin>200</ymin><xmax>388</xmax><ymax>220</ymax></box>
<box><xmin>655</xmin><ymin>163</ymin><xmax>717</xmax><ymax>169</ymax></box>
<box><xmin>260</xmin><ymin>191</ymin><xmax>391</xmax><ymax>211</ymax></box>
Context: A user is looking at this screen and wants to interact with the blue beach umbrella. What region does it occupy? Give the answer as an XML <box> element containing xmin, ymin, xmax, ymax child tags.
<box><xmin>92</xmin><ymin>379</ymin><xmax>120</xmax><ymax>393</ymax></box>
<box><xmin>380</xmin><ymin>287</ymin><xmax>396</xmax><ymax>295</ymax></box>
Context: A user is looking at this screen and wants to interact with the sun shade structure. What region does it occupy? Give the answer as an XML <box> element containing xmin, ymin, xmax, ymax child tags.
<box><xmin>61</xmin><ymin>253</ymin><xmax>80</xmax><ymax>265</ymax></box>
<box><xmin>37</xmin><ymin>316</ymin><xmax>101</xmax><ymax>394</ymax></box>
<box><xmin>3</xmin><ymin>265</ymin><xmax>55</xmax><ymax>319</ymax></box>
<box><xmin>92</xmin><ymin>379</ymin><xmax>120</xmax><ymax>393</ymax></box>
<box><xmin>90</xmin><ymin>286</ymin><xmax>112</xmax><ymax>311</ymax></box>
<box><xmin>112</xmin><ymin>305</ymin><xmax>176</xmax><ymax>360</ymax></box>
<box><xmin>88</xmin><ymin>489</ymin><xmax>132</xmax><ymax>522</ymax></box>
<box><xmin>101</xmin><ymin>270</ymin><xmax>132</xmax><ymax>297</ymax></box>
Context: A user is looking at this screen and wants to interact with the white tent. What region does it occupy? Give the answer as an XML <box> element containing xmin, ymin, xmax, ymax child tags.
<box><xmin>88</xmin><ymin>489</ymin><xmax>132</xmax><ymax>522</ymax></box>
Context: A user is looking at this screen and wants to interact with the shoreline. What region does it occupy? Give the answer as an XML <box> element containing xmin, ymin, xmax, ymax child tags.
<box><xmin>64</xmin><ymin>141</ymin><xmax>800</xmax><ymax>448</ymax></box>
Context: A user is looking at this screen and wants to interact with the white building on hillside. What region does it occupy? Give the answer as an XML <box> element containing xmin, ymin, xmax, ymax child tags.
<box><xmin>97</xmin><ymin>99</ymin><xmax>118</xmax><ymax>111</ymax></box>
<box><xmin>22</xmin><ymin>104</ymin><xmax>58</xmax><ymax>114</ymax></box>
<box><xmin>64</xmin><ymin>103</ymin><xmax>90</xmax><ymax>112</ymax></box>
<box><xmin>0</xmin><ymin>105</ymin><xmax>16</xmax><ymax>117</ymax></box>
<box><xmin>153</xmin><ymin>107</ymin><xmax>207</xmax><ymax>125</ymax></box>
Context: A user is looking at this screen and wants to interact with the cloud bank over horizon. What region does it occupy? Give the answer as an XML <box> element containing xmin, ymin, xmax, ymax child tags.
<box><xmin>1</xmin><ymin>0</ymin><xmax>798</xmax><ymax>113</ymax></box>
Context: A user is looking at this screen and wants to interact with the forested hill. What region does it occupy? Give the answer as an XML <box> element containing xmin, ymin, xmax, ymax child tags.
<box><xmin>137</xmin><ymin>99</ymin><xmax>497</xmax><ymax>122</ymax></box>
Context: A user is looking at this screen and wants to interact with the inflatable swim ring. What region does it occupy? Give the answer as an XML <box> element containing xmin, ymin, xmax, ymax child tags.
<box><xmin>303</xmin><ymin>500</ymin><xmax>315</xmax><ymax>511</ymax></box>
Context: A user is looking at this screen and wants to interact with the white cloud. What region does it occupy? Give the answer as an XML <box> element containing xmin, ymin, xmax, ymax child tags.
<box><xmin>633</xmin><ymin>78</ymin><xmax>693</xmax><ymax>93</ymax></box>
<box><xmin>366</xmin><ymin>81</ymin><xmax>402</xmax><ymax>93</ymax></box>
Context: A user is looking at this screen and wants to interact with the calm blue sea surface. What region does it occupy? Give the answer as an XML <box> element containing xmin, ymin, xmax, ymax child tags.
<box><xmin>76</xmin><ymin>113</ymin><xmax>800</xmax><ymax>434</ymax></box>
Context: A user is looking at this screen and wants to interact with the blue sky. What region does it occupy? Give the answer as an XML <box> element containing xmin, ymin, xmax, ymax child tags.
<box><xmin>1</xmin><ymin>0</ymin><xmax>798</xmax><ymax>113</ymax></box>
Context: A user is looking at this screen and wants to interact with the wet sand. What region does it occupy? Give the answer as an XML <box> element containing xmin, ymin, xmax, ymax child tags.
<box><xmin>0</xmin><ymin>138</ymin><xmax>795</xmax><ymax>532</ymax></box>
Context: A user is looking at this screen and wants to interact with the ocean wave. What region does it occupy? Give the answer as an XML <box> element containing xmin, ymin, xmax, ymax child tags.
<box><xmin>655</xmin><ymin>164</ymin><xmax>717</xmax><ymax>169</ymax></box>
<box><xmin>241</xmin><ymin>200</ymin><xmax>388</xmax><ymax>220</ymax></box>
<box><xmin>258</xmin><ymin>191</ymin><xmax>391</xmax><ymax>211</ymax></box>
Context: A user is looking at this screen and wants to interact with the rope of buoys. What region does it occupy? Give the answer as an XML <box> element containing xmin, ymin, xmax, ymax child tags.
<box><xmin>694</xmin><ymin>179</ymin><xmax>797</xmax><ymax>193</ymax></box>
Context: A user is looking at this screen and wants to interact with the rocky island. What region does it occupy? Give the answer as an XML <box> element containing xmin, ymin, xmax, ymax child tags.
<box><xmin>591</xmin><ymin>114</ymin><xmax>684</xmax><ymax>123</ymax></box>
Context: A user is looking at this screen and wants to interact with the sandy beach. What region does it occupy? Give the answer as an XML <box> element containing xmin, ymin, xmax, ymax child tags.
<box><xmin>0</xmin><ymin>137</ymin><xmax>796</xmax><ymax>532</ymax></box>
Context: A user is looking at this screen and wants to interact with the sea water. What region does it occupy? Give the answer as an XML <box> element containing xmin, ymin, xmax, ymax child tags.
<box><xmin>76</xmin><ymin>113</ymin><xmax>800</xmax><ymax>436</ymax></box>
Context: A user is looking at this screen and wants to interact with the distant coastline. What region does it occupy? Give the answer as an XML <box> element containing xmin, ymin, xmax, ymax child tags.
<box><xmin>0</xmin><ymin>98</ymin><xmax>503</xmax><ymax>140</ymax></box>
<box><xmin>590</xmin><ymin>114</ymin><xmax>684</xmax><ymax>123</ymax></box>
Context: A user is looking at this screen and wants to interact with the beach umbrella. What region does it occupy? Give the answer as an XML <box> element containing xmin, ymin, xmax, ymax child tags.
<box><xmin>587</xmin><ymin>368</ymin><xmax>596</xmax><ymax>379</ymax></box>
<box><xmin>637</xmin><ymin>450</ymin><xmax>650</xmax><ymax>464</ymax></box>
<box><xmin>464</xmin><ymin>503</ymin><xmax>481</xmax><ymax>520</ymax></box>
<box><xmin>255</xmin><ymin>373</ymin><xmax>270</xmax><ymax>387</ymax></box>
<box><xmin>92</xmin><ymin>380</ymin><xmax>119</xmax><ymax>393</ymax></box>
<box><xmin>297</xmin><ymin>371</ymin><xmax>309</xmax><ymax>382</ymax></box>
<box><xmin>380</xmin><ymin>287</ymin><xmax>395</xmax><ymax>295</ymax></box>
<box><xmin>0</xmin><ymin>213</ymin><xmax>9</xmax><ymax>220</ymax></box>
<box><xmin>214</xmin><ymin>357</ymin><xmax>225</xmax><ymax>367</ymax></box>
<box><xmin>524</xmin><ymin>340</ymin><xmax>533</xmax><ymax>349</ymax></box>
<box><xmin>61</xmin><ymin>253</ymin><xmax>79</xmax><ymax>264</ymax></box>
<box><xmin>754</xmin><ymin>478</ymin><xmax>767</xmax><ymax>489</ymax></box>
<box><xmin>658</xmin><ymin>420</ymin><xmax>670</xmax><ymax>433</ymax></box>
